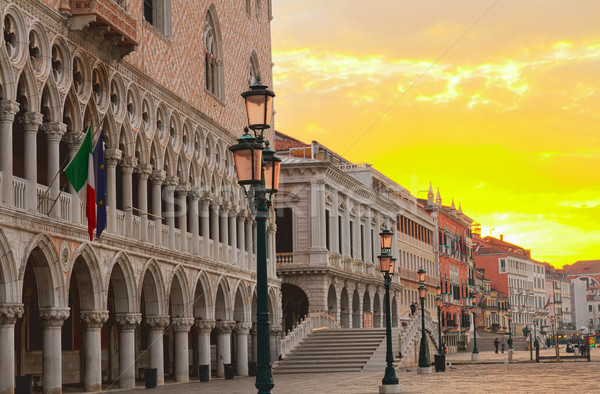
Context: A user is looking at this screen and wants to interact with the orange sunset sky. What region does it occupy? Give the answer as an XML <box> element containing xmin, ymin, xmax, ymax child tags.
<box><xmin>270</xmin><ymin>1</ymin><xmax>600</xmax><ymax>268</ymax></box>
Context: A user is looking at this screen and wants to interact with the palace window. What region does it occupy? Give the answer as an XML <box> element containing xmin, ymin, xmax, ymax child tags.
<box><xmin>204</xmin><ymin>7</ymin><xmax>224</xmax><ymax>99</ymax></box>
<box><xmin>144</xmin><ymin>0</ymin><xmax>172</xmax><ymax>37</ymax></box>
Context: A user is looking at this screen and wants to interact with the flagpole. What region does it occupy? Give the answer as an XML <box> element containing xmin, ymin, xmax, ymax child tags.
<box><xmin>46</xmin><ymin>181</ymin><xmax>69</xmax><ymax>217</ymax></box>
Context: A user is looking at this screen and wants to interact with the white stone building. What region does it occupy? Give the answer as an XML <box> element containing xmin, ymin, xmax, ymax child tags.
<box><xmin>274</xmin><ymin>134</ymin><xmax>438</xmax><ymax>332</ymax></box>
<box><xmin>0</xmin><ymin>1</ymin><xmax>280</xmax><ymax>393</ymax></box>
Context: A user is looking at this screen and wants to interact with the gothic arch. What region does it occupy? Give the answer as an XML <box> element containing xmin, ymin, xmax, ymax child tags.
<box><xmin>20</xmin><ymin>233</ymin><xmax>65</xmax><ymax>308</ymax></box>
<box><xmin>16</xmin><ymin>64</ymin><xmax>40</xmax><ymax>112</ymax></box>
<box><xmin>203</xmin><ymin>4</ymin><xmax>224</xmax><ymax>99</ymax></box>
<box><xmin>106</xmin><ymin>252</ymin><xmax>138</xmax><ymax>313</ymax></box>
<box><xmin>117</xmin><ymin>122</ymin><xmax>135</xmax><ymax>158</ymax></box>
<box><xmin>192</xmin><ymin>271</ymin><xmax>213</xmax><ymax>320</ymax></box>
<box><xmin>134</xmin><ymin>132</ymin><xmax>149</xmax><ymax>165</ymax></box>
<box><xmin>0</xmin><ymin>228</ymin><xmax>18</xmax><ymax>303</ymax></box>
<box><xmin>149</xmin><ymin>133</ymin><xmax>163</xmax><ymax>171</ymax></box>
<box><xmin>232</xmin><ymin>279</ymin><xmax>250</xmax><ymax>322</ymax></box>
<box><xmin>40</xmin><ymin>78</ymin><xmax>62</xmax><ymax>123</ymax></box>
<box><xmin>168</xmin><ymin>265</ymin><xmax>191</xmax><ymax>318</ymax></box>
<box><xmin>214</xmin><ymin>275</ymin><xmax>232</xmax><ymax>321</ymax></box>
<box><xmin>139</xmin><ymin>259</ymin><xmax>167</xmax><ymax>316</ymax></box>
<box><xmin>68</xmin><ymin>243</ymin><xmax>105</xmax><ymax>311</ymax></box>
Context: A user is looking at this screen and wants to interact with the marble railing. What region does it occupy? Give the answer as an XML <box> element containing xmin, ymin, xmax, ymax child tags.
<box><xmin>281</xmin><ymin>312</ymin><xmax>340</xmax><ymax>359</ymax></box>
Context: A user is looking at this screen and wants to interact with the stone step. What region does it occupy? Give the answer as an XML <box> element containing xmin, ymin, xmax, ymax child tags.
<box><xmin>274</xmin><ymin>366</ymin><xmax>363</xmax><ymax>374</ymax></box>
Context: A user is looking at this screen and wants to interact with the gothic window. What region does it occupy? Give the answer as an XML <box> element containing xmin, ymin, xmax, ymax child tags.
<box><xmin>246</xmin><ymin>0</ymin><xmax>252</xmax><ymax>16</ymax></box>
<box><xmin>255</xmin><ymin>0</ymin><xmax>262</xmax><ymax>21</ymax></box>
<box><xmin>204</xmin><ymin>8</ymin><xmax>223</xmax><ymax>99</ymax></box>
<box><xmin>144</xmin><ymin>0</ymin><xmax>172</xmax><ymax>37</ymax></box>
<box><xmin>248</xmin><ymin>51</ymin><xmax>261</xmax><ymax>86</ymax></box>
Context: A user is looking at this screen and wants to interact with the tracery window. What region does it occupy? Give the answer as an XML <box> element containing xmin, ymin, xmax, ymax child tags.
<box><xmin>204</xmin><ymin>8</ymin><xmax>223</xmax><ymax>99</ymax></box>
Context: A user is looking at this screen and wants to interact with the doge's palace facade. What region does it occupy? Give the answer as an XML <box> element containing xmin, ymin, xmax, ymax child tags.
<box><xmin>0</xmin><ymin>0</ymin><xmax>280</xmax><ymax>392</ymax></box>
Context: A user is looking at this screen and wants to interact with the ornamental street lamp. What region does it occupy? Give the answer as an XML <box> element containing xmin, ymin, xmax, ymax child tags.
<box><xmin>377</xmin><ymin>231</ymin><xmax>399</xmax><ymax>388</ymax></box>
<box><xmin>470</xmin><ymin>302</ymin><xmax>479</xmax><ymax>359</ymax></box>
<box><xmin>418</xmin><ymin>269</ymin><xmax>431</xmax><ymax>374</ymax></box>
<box><xmin>230</xmin><ymin>80</ymin><xmax>278</xmax><ymax>394</ymax></box>
<box><xmin>434</xmin><ymin>295</ymin><xmax>445</xmax><ymax>373</ymax></box>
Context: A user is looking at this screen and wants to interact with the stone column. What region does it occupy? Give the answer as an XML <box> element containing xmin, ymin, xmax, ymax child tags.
<box><xmin>172</xmin><ymin>318</ymin><xmax>194</xmax><ymax>382</ymax></box>
<box><xmin>235</xmin><ymin>322</ymin><xmax>252</xmax><ymax>376</ymax></box>
<box><xmin>238</xmin><ymin>211</ymin><xmax>246</xmax><ymax>268</ymax></box>
<box><xmin>115</xmin><ymin>313</ymin><xmax>142</xmax><ymax>389</ymax></box>
<box><xmin>332</xmin><ymin>191</ymin><xmax>340</xmax><ymax>254</ymax></box>
<box><xmin>364</xmin><ymin>207</ymin><xmax>372</xmax><ymax>263</ymax></box>
<box><xmin>104</xmin><ymin>149</ymin><xmax>122</xmax><ymax>233</ymax></box>
<box><xmin>229</xmin><ymin>206</ymin><xmax>238</xmax><ymax>264</ymax></box>
<box><xmin>245</xmin><ymin>217</ymin><xmax>253</xmax><ymax>268</ymax></box>
<box><xmin>195</xmin><ymin>320</ymin><xmax>215</xmax><ymax>379</ymax></box>
<box><xmin>120</xmin><ymin>156</ymin><xmax>137</xmax><ymax>237</ymax></box>
<box><xmin>40</xmin><ymin>122</ymin><xmax>67</xmax><ymax>219</ymax></box>
<box><xmin>189</xmin><ymin>188</ymin><xmax>201</xmax><ymax>255</ymax></box>
<box><xmin>220</xmin><ymin>203</ymin><xmax>230</xmax><ymax>261</ymax></box>
<box><xmin>0</xmin><ymin>304</ymin><xmax>24</xmax><ymax>394</ymax></box>
<box><xmin>22</xmin><ymin>112</ymin><xmax>44</xmax><ymax>212</ymax></box>
<box><xmin>210</xmin><ymin>201</ymin><xmax>220</xmax><ymax>259</ymax></box>
<box><xmin>270</xmin><ymin>325</ymin><xmax>282</xmax><ymax>363</ymax></box>
<box><xmin>0</xmin><ymin>100</ymin><xmax>19</xmax><ymax>205</ymax></box>
<box><xmin>176</xmin><ymin>182</ymin><xmax>191</xmax><ymax>253</ymax></box>
<box><xmin>136</xmin><ymin>164</ymin><xmax>153</xmax><ymax>242</ymax></box>
<box><xmin>216</xmin><ymin>321</ymin><xmax>234</xmax><ymax>378</ymax></box>
<box><xmin>200</xmin><ymin>195</ymin><xmax>212</xmax><ymax>258</ymax></box>
<box><xmin>146</xmin><ymin>315</ymin><xmax>169</xmax><ymax>385</ymax></box>
<box><xmin>150</xmin><ymin>170</ymin><xmax>166</xmax><ymax>244</ymax></box>
<box><xmin>64</xmin><ymin>132</ymin><xmax>84</xmax><ymax>223</ymax></box>
<box><xmin>80</xmin><ymin>310</ymin><xmax>109</xmax><ymax>392</ymax></box>
<box><xmin>250</xmin><ymin>324</ymin><xmax>258</xmax><ymax>364</ymax></box>
<box><xmin>39</xmin><ymin>307</ymin><xmax>70</xmax><ymax>394</ymax></box>
<box><xmin>165</xmin><ymin>176</ymin><xmax>179</xmax><ymax>249</ymax></box>
<box><xmin>309</xmin><ymin>180</ymin><xmax>327</xmax><ymax>255</ymax></box>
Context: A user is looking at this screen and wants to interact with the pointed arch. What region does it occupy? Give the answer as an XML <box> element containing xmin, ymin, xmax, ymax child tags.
<box><xmin>107</xmin><ymin>251</ymin><xmax>138</xmax><ymax>313</ymax></box>
<box><xmin>214</xmin><ymin>275</ymin><xmax>232</xmax><ymax>321</ymax></box>
<box><xmin>150</xmin><ymin>133</ymin><xmax>163</xmax><ymax>171</ymax></box>
<box><xmin>0</xmin><ymin>41</ymin><xmax>17</xmax><ymax>100</ymax></box>
<box><xmin>232</xmin><ymin>279</ymin><xmax>250</xmax><ymax>322</ymax></box>
<box><xmin>164</xmin><ymin>145</ymin><xmax>176</xmax><ymax>177</ymax></box>
<box><xmin>204</xmin><ymin>4</ymin><xmax>224</xmax><ymax>99</ymax></box>
<box><xmin>134</xmin><ymin>131</ymin><xmax>149</xmax><ymax>165</ymax></box>
<box><xmin>63</xmin><ymin>92</ymin><xmax>81</xmax><ymax>134</ymax></box>
<box><xmin>168</xmin><ymin>265</ymin><xmax>191</xmax><ymax>318</ymax></box>
<box><xmin>139</xmin><ymin>259</ymin><xmax>167</xmax><ymax>316</ymax></box>
<box><xmin>40</xmin><ymin>78</ymin><xmax>62</xmax><ymax>123</ymax></box>
<box><xmin>117</xmin><ymin>122</ymin><xmax>135</xmax><ymax>158</ymax></box>
<box><xmin>192</xmin><ymin>270</ymin><xmax>213</xmax><ymax>320</ymax></box>
<box><xmin>15</xmin><ymin>64</ymin><xmax>40</xmax><ymax>112</ymax></box>
<box><xmin>0</xmin><ymin>228</ymin><xmax>19</xmax><ymax>303</ymax></box>
<box><xmin>20</xmin><ymin>233</ymin><xmax>65</xmax><ymax>308</ymax></box>
<box><xmin>69</xmin><ymin>242</ymin><xmax>105</xmax><ymax>311</ymax></box>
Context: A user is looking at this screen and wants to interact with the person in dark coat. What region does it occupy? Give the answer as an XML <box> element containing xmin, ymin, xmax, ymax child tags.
<box><xmin>501</xmin><ymin>336</ymin><xmax>506</xmax><ymax>353</ymax></box>
<box><xmin>410</xmin><ymin>302</ymin><xmax>416</xmax><ymax>316</ymax></box>
<box><xmin>494</xmin><ymin>337</ymin><xmax>499</xmax><ymax>354</ymax></box>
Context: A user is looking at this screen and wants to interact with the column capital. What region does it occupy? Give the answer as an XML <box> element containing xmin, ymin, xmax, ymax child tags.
<box><xmin>120</xmin><ymin>156</ymin><xmax>138</xmax><ymax>172</ymax></box>
<box><xmin>150</xmin><ymin>169</ymin><xmax>167</xmax><ymax>185</ymax></box>
<box><xmin>165</xmin><ymin>175</ymin><xmax>180</xmax><ymax>187</ymax></box>
<box><xmin>146</xmin><ymin>315</ymin><xmax>170</xmax><ymax>330</ymax></box>
<box><xmin>22</xmin><ymin>111</ymin><xmax>44</xmax><ymax>130</ymax></box>
<box><xmin>269</xmin><ymin>325</ymin><xmax>283</xmax><ymax>335</ymax></box>
<box><xmin>176</xmin><ymin>182</ymin><xmax>191</xmax><ymax>196</ymax></box>
<box><xmin>237</xmin><ymin>209</ymin><xmax>249</xmax><ymax>219</ymax></box>
<box><xmin>63</xmin><ymin>131</ymin><xmax>84</xmax><ymax>149</ymax></box>
<box><xmin>211</xmin><ymin>198</ymin><xmax>222</xmax><ymax>209</ymax></box>
<box><xmin>235</xmin><ymin>322</ymin><xmax>252</xmax><ymax>334</ymax></box>
<box><xmin>195</xmin><ymin>319</ymin><xmax>216</xmax><ymax>333</ymax></box>
<box><xmin>222</xmin><ymin>201</ymin><xmax>232</xmax><ymax>212</ymax></box>
<box><xmin>80</xmin><ymin>310</ymin><xmax>109</xmax><ymax>328</ymax></box>
<box><xmin>115</xmin><ymin>313</ymin><xmax>142</xmax><ymax>329</ymax></box>
<box><xmin>0</xmin><ymin>99</ymin><xmax>19</xmax><ymax>122</ymax></box>
<box><xmin>189</xmin><ymin>188</ymin><xmax>202</xmax><ymax>200</ymax></box>
<box><xmin>172</xmin><ymin>317</ymin><xmax>195</xmax><ymax>332</ymax></box>
<box><xmin>136</xmin><ymin>163</ymin><xmax>153</xmax><ymax>178</ymax></box>
<box><xmin>40</xmin><ymin>122</ymin><xmax>67</xmax><ymax>142</ymax></box>
<box><xmin>39</xmin><ymin>307</ymin><xmax>70</xmax><ymax>327</ymax></box>
<box><xmin>104</xmin><ymin>148</ymin><xmax>122</xmax><ymax>166</ymax></box>
<box><xmin>216</xmin><ymin>320</ymin><xmax>236</xmax><ymax>333</ymax></box>
<box><xmin>0</xmin><ymin>303</ymin><xmax>24</xmax><ymax>325</ymax></box>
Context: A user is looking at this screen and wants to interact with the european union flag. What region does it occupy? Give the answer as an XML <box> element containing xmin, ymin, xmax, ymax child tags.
<box><xmin>93</xmin><ymin>130</ymin><xmax>107</xmax><ymax>239</ymax></box>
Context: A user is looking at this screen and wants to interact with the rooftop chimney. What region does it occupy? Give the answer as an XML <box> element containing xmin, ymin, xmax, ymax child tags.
<box><xmin>500</xmin><ymin>234</ymin><xmax>504</xmax><ymax>241</ymax></box>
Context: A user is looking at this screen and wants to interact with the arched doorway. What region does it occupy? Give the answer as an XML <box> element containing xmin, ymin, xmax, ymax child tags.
<box><xmin>373</xmin><ymin>292</ymin><xmax>381</xmax><ymax>328</ymax></box>
<box><xmin>192</xmin><ymin>274</ymin><xmax>211</xmax><ymax>379</ymax></box>
<box><xmin>340</xmin><ymin>288</ymin><xmax>350</xmax><ymax>328</ymax></box>
<box><xmin>327</xmin><ymin>285</ymin><xmax>337</xmax><ymax>320</ymax></box>
<box><xmin>168</xmin><ymin>271</ymin><xmax>192</xmax><ymax>382</ymax></box>
<box><xmin>281</xmin><ymin>283</ymin><xmax>308</xmax><ymax>333</ymax></box>
<box><xmin>363</xmin><ymin>291</ymin><xmax>371</xmax><ymax>327</ymax></box>
<box><xmin>213</xmin><ymin>281</ymin><xmax>231</xmax><ymax>378</ymax></box>
<box><xmin>352</xmin><ymin>290</ymin><xmax>361</xmax><ymax>328</ymax></box>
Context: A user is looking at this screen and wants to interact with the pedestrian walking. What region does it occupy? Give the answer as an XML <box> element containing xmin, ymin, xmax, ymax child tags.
<box><xmin>494</xmin><ymin>337</ymin><xmax>499</xmax><ymax>354</ymax></box>
<box><xmin>501</xmin><ymin>336</ymin><xmax>505</xmax><ymax>353</ymax></box>
<box><xmin>507</xmin><ymin>336</ymin><xmax>513</xmax><ymax>350</ymax></box>
<box><xmin>410</xmin><ymin>302</ymin><xmax>416</xmax><ymax>316</ymax></box>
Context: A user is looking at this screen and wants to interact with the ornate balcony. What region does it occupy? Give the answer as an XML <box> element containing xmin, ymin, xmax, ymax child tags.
<box><xmin>68</xmin><ymin>0</ymin><xmax>138</xmax><ymax>57</ymax></box>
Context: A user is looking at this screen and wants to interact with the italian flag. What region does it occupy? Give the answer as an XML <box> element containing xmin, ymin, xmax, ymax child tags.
<box><xmin>64</xmin><ymin>127</ymin><xmax>96</xmax><ymax>241</ymax></box>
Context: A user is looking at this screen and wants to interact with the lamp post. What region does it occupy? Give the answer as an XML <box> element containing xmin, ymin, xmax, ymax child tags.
<box><xmin>507</xmin><ymin>306</ymin><xmax>513</xmax><ymax>349</ymax></box>
<box><xmin>230</xmin><ymin>80</ymin><xmax>278</xmax><ymax>394</ymax></box>
<box><xmin>470</xmin><ymin>302</ymin><xmax>479</xmax><ymax>361</ymax></box>
<box><xmin>434</xmin><ymin>293</ymin><xmax>445</xmax><ymax>373</ymax></box>
<box><xmin>377</xmin><ymin>228</ymin><xmax>399</xmax><ymax>389</ymax></box>
<box><xmin>417</xmin><ymin>268</ymin><xmax>432</xmax><ymax>374</ymax></box>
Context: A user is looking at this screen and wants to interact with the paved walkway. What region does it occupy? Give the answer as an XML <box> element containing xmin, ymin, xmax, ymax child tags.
<box><xmin>136</xmin><ymin>348</ymin><xmax>600</xmax><ymax>394</ymax></box>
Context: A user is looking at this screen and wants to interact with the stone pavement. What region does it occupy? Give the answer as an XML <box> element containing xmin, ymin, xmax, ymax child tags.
<box><xmin>134</xmin><ymin>348</ymin><xmax>600</xmax><ymax>394</ymax></box>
